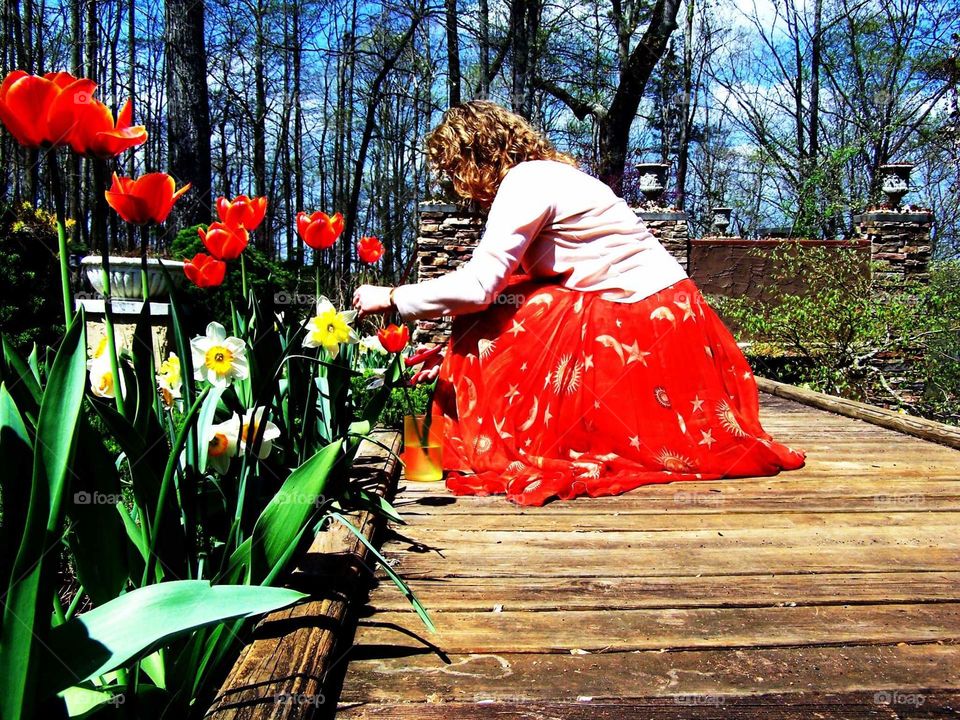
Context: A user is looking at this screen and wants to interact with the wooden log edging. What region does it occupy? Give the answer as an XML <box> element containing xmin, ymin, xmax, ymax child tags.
<box><xmin>205</xmin><ymin>429</ymin><xmax>402</xmax><ymax>720</ymax></box>
<box><xmin>756</xmin><ymin>376</ymin><xmax>960</xmax><ymax>451</ymax></box>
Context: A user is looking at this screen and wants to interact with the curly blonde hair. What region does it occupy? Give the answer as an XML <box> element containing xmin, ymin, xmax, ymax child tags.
<box><xmin>425</xmin><ymin>100</ymin><xmax>578</xmax><ymax>206</ymax></box>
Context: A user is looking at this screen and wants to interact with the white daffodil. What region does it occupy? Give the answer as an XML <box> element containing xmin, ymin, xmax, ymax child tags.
<box><xmin>358</xmin><ymin>334</ymin><xmax>388</xmax><ymax>355</ymax></box>
<box><xmin>204</xmin><ymin>407</ymin><xmax>281</xmax><ymax>475</ymax></box>
<box><xmin>238</xmin><ymin>407</ymin><xmax>281</xmax><ymax>459</ymax></box>
<box><xmin>206</xmin><ymin>415</ymin><xmax>241</xmax><ymax>475</ymax></box>
<box><xmin>87</xmin><ymin>336</ymin><xmax>125</xmax><ymax>399</ymax></box>
<box><xmin>302</xmin><ymin>296</ymin><xmax>359</xmax><ymax>358</ymax></box>
<box><xmin>156</xmin><ymin>352</ymin><xmax>182</xmax><ymax>406</ymax></box>
<box><xmin>190</xmin><ymin>321</ymin><xmax>249</xmax><ymax>388</ymax></box>
<box><xmin>88</xmin><ymin>358</ymin><xmax>119</xmax><ymax>398</ymax></box>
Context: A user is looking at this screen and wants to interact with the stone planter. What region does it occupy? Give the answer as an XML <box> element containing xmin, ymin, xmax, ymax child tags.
<box><xmin>711</xmin><ymin>207</ymin><xmax>733</xmax><ymax>236</ymax></box>
<box><xmin>635</xmin><ymin>163</ymin><xmax>671</xmax><ymax>203</ymax></box>
<box><xmin>81</xmin><ymin>256</ymin><xmax>185</xmax><ymax>299</ymax></box>
<box><xmin>878</xmin><ymin>163</ymin><xmax>914</xmax><ymax>207</ymax></box>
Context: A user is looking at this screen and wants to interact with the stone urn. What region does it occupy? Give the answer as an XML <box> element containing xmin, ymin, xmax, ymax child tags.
<box><xmin>877</xmin><ymin>163</ymin><xmax>914</xmax><ymax>207</ymax></box>
<box><xmin>635</xmin><ymin>163</ymin><xmax>671</xmax><ymax>203</ymax></box>
<box><xmin>710</xmin><ymin>207</ymin><xmax>733</xmax><ymax>236</ymax></box>
<box><xmin>81</xmin><ymin>256</ymin><xmax>186</xmax><ymax>300</ymax></box>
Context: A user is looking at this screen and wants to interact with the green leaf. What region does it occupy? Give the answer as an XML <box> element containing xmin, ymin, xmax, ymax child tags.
<box><xmin>65</xmin><ymin>412</ymin><xmax>131</xmax><ymax>607</ymax></box>
<box><xmin>41</xmin><ymin>580</ymin><xmax>306</xmax><ymax>697</ymax></box>
<box><xmin>0</xmin><ymin>335</ymin><xmax>42</xmax><ymax>419</ymax></box>
<box><xmin>330</xmin><ymin>512</ymin><xmax>436</xmax><ymax>634</ymax></box>
<box><xmin>0</xmin><ymin>313</ymin><xmax>86</xmax><ymax>720</ymax></box>
<box><xmin>196</xmin><ymin>385</ymin><xmax>225</xmax><ymax>475</ymax></box>
<box><xmin>0</xmin><ymin>385</ymin><xmax>33</xmax><ymax>586</ymax></box>
<box><xmin>249</xmin><ymin>440</ymin><xmax>342</xmax><ymax>584</ymax></box>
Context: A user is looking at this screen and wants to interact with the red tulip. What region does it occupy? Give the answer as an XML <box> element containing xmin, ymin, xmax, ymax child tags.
<box><xmin>184</xmin><ymin>253</ymin><xmax>227</xmax><ymax>288</ymax></box>
<box><xmin>217</xmin><ymin>195</ymin><xmax>268</xmax><ymax>231</ymax></box>
<box><xmin>358</xmin><ymin>236</ymin><xmax>385</xmax><ymax>264</ymax></box>
<box><xmin>105</xmin><ymin>172</ymin><xmax>191</xmax><ymax>225</ymax></box>
<box><xmin>296</xmin><ymin>211</ymin><xmax>344</xmax><ymax>250</ymax></box>
<box><xmin>0</xmin><ymin>70</ymin><xmax>96</xmax><ymax>148</ymax></box>
<box><xmin>377</xmin><ymin>324</ymin><xmax>410</xmax><ymax>354</ymax></box>
<box><xmin>52</xmin><ymin>94</ymin><xmax>147</xmax><ymax>158</ymax></box>
<box><xmin>199</xmin><ymin>222</ymin><xmax>249</xmax><ymax>261</ymax></box>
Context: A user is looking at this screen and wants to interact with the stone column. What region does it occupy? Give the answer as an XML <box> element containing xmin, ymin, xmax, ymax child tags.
<box><xmin>853</xmin><ymin>210</ymin><xmax>933</xmax><ymax>289</ymax></box>
<box><xmin>852</xmin><ymin>210</ymin><xmax>932</xmax><ymax>406</ymax></box>
<box><xmin>634</xmin><ymin>207</ymin><xmax>690</xmax><ymax>271</ymax></box>
<box><xmin>412</xmin><ymin>201</ymin><xmax>485</xmax><ymax>345</ymax></box>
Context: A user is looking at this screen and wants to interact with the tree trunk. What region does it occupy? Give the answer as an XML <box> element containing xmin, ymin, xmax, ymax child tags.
<box><xmin>599</xmin><ymin>0</ymin><xmax>681</xmax><ymax>191</ymax></box>
<box><xmin>445</xmin><ymin>0</ymin><xmax>461</xmax><ymax>106</ymax></box>
<box><xmin>165</xmin><ymin>0</ymin><xmax>212</xmax><ymax>228</ymax></box>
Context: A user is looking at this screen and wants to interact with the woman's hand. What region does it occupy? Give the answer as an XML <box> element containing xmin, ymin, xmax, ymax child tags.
<box><xmin>352</xmin><ymin>284</ymin><xmax>392</xmax><ymax>319</ymax></box>
<box><xmin>407</xmin><ymin>343</ymin><xmax>444</xmax><ymax>384</ymax></box>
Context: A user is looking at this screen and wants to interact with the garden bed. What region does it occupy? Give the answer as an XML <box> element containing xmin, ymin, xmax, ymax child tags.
<box><xmin>205</xmin><ymin>428</ymin><xmax>402</xmax><ymax>718</ymax></box>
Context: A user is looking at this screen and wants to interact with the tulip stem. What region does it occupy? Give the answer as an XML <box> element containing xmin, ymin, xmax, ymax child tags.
<box><xmin>46</xmin><ymin>153</ymin><xmax>73</xmax><ymax>325</ymax></box>
<box><xmin>91</xmin><ymin>158</ymin><xmax>126</xmax><ymax>417</ymax></box>
<box><xmin>241</xmin><ymin>253</ymin><xmax>248</xmax><ymax>301</ymax></box>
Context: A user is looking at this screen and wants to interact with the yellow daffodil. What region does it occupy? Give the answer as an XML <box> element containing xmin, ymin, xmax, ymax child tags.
<box><xmin>156</xmin><ymin>351</ymin><xmax>182</xmax><ymax>406</ymax></box>
<box><xmin>302</xmin><ymin>296</ymin><xmax>359</xmax><ymax>358</ymax></box>
<box><xmin>190</xmin><ymin>321</ymin><xmax>249</xmax><ymax>388</ymax></box>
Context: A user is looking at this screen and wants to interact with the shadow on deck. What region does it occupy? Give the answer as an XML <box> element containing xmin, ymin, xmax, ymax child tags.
<box><xmin>330</xmin><ymin>391</ymin><xmax>960</xmax><ymax>719</ymax></box>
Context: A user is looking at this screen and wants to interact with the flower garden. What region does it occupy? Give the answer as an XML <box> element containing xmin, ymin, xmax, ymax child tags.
<box><xmin>0</xmin><ymin>69</ymin><xmax>433</xmax><ymax>718</ymax></box>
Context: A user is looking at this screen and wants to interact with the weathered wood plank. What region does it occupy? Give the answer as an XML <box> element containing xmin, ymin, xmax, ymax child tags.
<box><xmin>337</xmin><ymin>694</ymin><xmax>960</xmax><ymax>720</ymax></box>
<box><xmin>384</xmin><ymin>545</ymin><xmax>959</xmax><ymax>578</ymax></box>
<box><xmin>393</xmin><ymin>497</ymin><xmax>960</xmax><ymax>514</ymax></box>
<box><xmin>337</xmin><ymin>643</ymin><xmax>960</xmax><ymax>704</ymax></box>
<box><xmin>385</xmin><ymin>509</ymin><xmax>960</xmax><ymax>532</ymax></box>
<box><xmin>756</xmin><ymin>378</ymin><xmax>960</xmax><ymax>450</ymax></box>
<box><xmin>365</xmin><ymin>572</ymin><xmax>960</xmax><ymax>612</ymax></box>
<box><xmin>349</xmin><ymin>603</ymin><xmax>960</xmax><ymax>654</ymax></box>
<box><xmin>204</xmin><ymin>430</ymin><xmax>401</xmax><ymax>720</ymax></box>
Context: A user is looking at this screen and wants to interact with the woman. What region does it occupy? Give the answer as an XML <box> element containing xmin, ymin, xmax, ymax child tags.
<box><xmin>353</xmin><ymin>100</ymin><xmax>805</xmax><ymax>506</ymax></box>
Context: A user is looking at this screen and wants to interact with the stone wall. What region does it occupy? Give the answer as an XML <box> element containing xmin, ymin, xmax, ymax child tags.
<box><xmin>854</xmin><ymin>211</ymin><xmax>933</xmax><ymax>288</ymax></box>
<box><xmin>412</xmin><ymin>202</ymin><xmax>485</xmax><ymax>345</ymax></box>
<box><xmin>634</xmin><ymin>209</ymin><xmax>689</xmax><ymax>272</ymax></box>
<box><xmin>688</xmin><ymin>237</ymin><xmax>871</xmax><ymax>304</ymax></box>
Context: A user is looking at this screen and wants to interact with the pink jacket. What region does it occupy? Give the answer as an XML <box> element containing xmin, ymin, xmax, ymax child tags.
<box><xmin>392</xmin><ymin>159</ymin><xmax>688</xmax><ymax>321</ymax></box>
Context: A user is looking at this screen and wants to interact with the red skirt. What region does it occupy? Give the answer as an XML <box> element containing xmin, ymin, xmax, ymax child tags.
<box><xmin>428</xmin><ymin>274</ymin><xmax>806</xmax><ymax>506</ymax></box>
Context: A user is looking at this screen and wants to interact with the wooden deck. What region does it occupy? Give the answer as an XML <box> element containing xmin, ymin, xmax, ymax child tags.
<box><xmin>328</xmin><ymin>391</ymin><xmax>960</xmax><ymax>719</ymax></box>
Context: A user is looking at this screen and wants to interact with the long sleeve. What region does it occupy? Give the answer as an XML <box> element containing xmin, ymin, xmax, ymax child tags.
<box><xmin>392</xmin><ymin>163</ymin><xmax>556</xmax><ymax>321</ymax></box>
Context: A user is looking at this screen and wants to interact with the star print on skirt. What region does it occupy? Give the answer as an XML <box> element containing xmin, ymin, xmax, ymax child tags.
<box><xmin>427</xmin><ymin>273</ymin><xmax>806</xmax><ymax>506</ymax></box>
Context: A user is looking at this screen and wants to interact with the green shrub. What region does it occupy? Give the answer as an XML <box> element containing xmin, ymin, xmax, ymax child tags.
<box><xmin>351</xmin><ymin>369</ymin><xmax>435</xmax><ymax>430</ymax></box>
<box><xmin>0</xmin><ymin>202</ymin><xmax>73</xmax><ymax>351</ymax></box>
<box><xmin>713</xmin><ymin>244</ymin><xmax>959</xmax><ymax>423</ymax></box>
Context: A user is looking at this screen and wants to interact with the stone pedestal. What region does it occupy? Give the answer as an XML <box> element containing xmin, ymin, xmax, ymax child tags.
<box><xmin>634</xmin><ymin>208</ymin><xmax>690</xmax><ymax>271</ymax></box>
<box><xmin>853</xmin><ymin>211</ymin><xmax>933</xmax><ymax>289</ymax></box>
<box><xmin>412</xmin><ymin>201</ymin><xmax>485</xmax><ymax>346</ymax></box>
<box><xmin>77</xmin><ymin>298</ymin><xmax>172</xmax><ymax>365</ymax></box>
